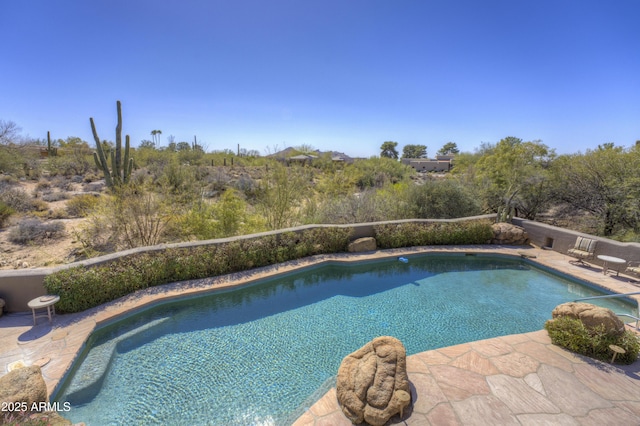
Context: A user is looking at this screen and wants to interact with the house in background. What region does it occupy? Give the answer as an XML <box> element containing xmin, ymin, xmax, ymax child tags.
<box><xmin>288</xmin><ymin>154</ymin><xmax>318</xmax><ymax>165</ymax></box>
<box><xmin>401</xmin><ymin>155</ymin><xmax>454</xmax><ymax>172</ymax></box>
<box><xmin>269</xmin><ymin>148</ymin><xmax>355</xmax><ymax>165</ymax></box>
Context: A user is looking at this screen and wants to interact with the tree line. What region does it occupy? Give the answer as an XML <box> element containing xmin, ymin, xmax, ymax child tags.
<box><xmin>379</xmin><ymin>141</ymin><xmax>459</xmax><ymax>160</ymax></box>
<box><xmin>2</xmin><ymin>116</ymin><xmax>640</xmax><ymax>256</ymax></box>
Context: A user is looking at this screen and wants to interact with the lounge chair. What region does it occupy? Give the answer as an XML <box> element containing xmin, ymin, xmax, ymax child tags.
<box><xmin>567</xmin><ymin>236</ymin><xmax>597</xmax><ymax>265</ymax></box>
<box><xmin>625</xmin><ymin>261</ymin><xmax>640</xmax><ymax>278</ymax></box>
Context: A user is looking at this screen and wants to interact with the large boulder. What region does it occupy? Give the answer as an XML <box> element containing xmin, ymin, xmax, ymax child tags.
<box><xmin>0</xmin><ymin>365</ymin><xmax>48</xmax><ymax>406</ymax></box>
<box><xmin>336</xmin><ymin>336</ymin><xmax>411</xmax><ymax>426</ymax></box>
<box><xmin>348</xmin><ymin>237</ymin><xmax>377</xmax><ymax>253</ymax></box>
<box><xmin>0</xmin><ymin>366</ymin><xmax>74</xmax><ymax>425</ymax></box>
<box><xmin>491</xmin><ymin>223</ymin><xmax>529</xmax><ymax>245</ymax></box>
<box><xmin>551</xmin><ymin>302</ymin><xmax>625</xmax><ymax>336</ymax></box>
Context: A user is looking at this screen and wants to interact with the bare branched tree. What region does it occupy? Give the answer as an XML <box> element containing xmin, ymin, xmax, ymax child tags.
<box><xmin>0</xmin><ymin>120</ymin><xmax>21</xmax><ymax>145</ymax></box>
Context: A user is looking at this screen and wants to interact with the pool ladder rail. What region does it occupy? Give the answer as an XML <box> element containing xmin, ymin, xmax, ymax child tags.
<box><xmin>574</xmin><ymin>291</ymin><xmax>640</xmax><ymax>330</ymax></box>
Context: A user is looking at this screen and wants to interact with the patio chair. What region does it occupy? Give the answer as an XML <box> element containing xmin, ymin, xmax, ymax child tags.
<box><xmin>567</xmin><ymin>236</ymin><xmax>597</xmax><ymax>265</ymax></box>
<box><xmin>625</xmin><ymin>261</ymin><xmax>640</xmax><ymax>278</ymax></box>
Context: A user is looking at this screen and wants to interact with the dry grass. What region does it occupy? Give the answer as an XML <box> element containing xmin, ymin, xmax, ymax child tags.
<box><xmin>0</xmin><ymin>179</ymin><xmax>90</xmax><ymax>269</ymax></box>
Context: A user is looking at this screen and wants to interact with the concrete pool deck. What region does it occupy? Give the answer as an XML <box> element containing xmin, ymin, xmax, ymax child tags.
<box><xmin>1</xmin><ymin>245</ymin><xmax>639</xmax><ymax>425</ymax></box>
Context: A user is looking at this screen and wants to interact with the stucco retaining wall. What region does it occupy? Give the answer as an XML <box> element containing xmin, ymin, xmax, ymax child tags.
<box><xmin>0</xmin><ymin>216</ymin><xmax>490</xmax><ymax>312</ymax></box>
<box><xmin>4</xmin><ymin>214</ymin><xmax>640</xmax><ymax>313</ymax></box>
<box><xmin>512</xmin><ymin>218</ymin><xmax>640</xmax><ymax>265</ymax></box>
<box><xmin>0</xmin><ymin>268</ymin><xmax>54</xmax><ymax>314</ymax></box>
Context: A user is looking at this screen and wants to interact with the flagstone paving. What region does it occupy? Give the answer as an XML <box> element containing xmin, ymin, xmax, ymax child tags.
<box><xmin>1</xmin><ymin>246</ymin><xmax>639</xmax><ymax>425</ymax></box>
<box><xmin>293</xmin><ymin>330</ymin><xmax>640</xmax><ymax>425</ymax></box>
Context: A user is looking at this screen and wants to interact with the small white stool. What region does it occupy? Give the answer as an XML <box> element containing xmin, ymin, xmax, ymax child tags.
<box><xmin>27</xmin><ymin>295</ymin><xmax>60</xmax><ymax>325</ymax></box>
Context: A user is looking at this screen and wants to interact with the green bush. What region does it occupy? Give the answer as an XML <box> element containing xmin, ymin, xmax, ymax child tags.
<box><xmin>406</xmin><ymin>179</ymin><xmax>482</xmax><ymax>219</ymax></box>
<box><xmin>350</xmin><ymin>157</ymin><xmax>414</xmax><ymax>190</ymax></box>
<box><xmin>0</xmin><ymin>201</ymin><xmax>15</xmax><ymax>228</ymax></box>
<box><xmin>374</xmin><ymin>219</ymin><xmax>494</xmax><ymax>249</ymax></box>
<box><xmin>545</xmin><ymin>316</ymin><xmax>640</xmax><ymax>364</ymax></box>
<box><xmin>44</xmin><ymin>227</ymin><xmax>353</xmax><ymax>313</ymax></box>
<box><xmin>47</xmin><ymin>151</ymin><xmax>93</xmax><ymax>177</ymax></box>
<box><xmin>0</xmin><ymin>145</ymin><xmax>26</xmax><ymax>176</ymax></box>
<box><xmin>66</xmin><ymin>194</ymin><xmax>100</xmax><ymax>217</ymax></box>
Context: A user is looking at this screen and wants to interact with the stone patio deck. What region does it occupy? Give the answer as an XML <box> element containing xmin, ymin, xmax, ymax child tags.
<box><xmin>1</xmin><ymin>246</ymin><xmax>639</xmax><ymax>425</ymax></box>
<box><xmin>293</xmin><ymin>330</ymin><xmax>640</xmax><ymax>425</ymax></box>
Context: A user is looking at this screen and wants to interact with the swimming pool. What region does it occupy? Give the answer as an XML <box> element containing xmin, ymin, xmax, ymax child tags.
<box><xmin>54</xmin><ymin>254</ymin><xmax>638</xmax><ymax>425</ymax></box>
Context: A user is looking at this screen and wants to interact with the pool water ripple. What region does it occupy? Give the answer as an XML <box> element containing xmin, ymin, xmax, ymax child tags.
<box><xmin>55</xmin><ymin>255</ymin><xmax>637</xmax><ymax>425</ymax></box>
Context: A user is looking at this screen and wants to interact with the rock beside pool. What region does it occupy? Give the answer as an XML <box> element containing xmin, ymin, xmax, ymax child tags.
<box><xmin>0</xmin><ymin>366</ymin><xmax>75</xmax><ymax>425</ymax></box>
<box><xmin>551</xmin><ymin>302</ymin><xmax>625</xmax><ymax>336</ymax></box>
<box><xmin>0</xmin><ymin>365</ymin><xmax>48</xmax><ymax>407</ymax></box>
<box><xmin>336</xmin><ymin>336</ymin><xmax>411</xmax><ymax>426</ymax></box>
<box><xmin>491</xmin><ymin>223</ymin><xmax>529</xmax><ymax>245</ymax></box>
<box><xmin>348</xmin><ymin>237</ymin><xmax>377</xmax><ymax>253</ymax></box>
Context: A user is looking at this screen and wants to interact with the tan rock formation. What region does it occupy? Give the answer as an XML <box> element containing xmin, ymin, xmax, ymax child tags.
<box><xmin>348</xmin><ymin>237</ymin><xmax>377</xmax><ymax>253</ymax></box>
<box><xmin>0</xmin><ymin>366</ymin><xmax>74</xmax><ymax>425</ymax></box>
<box><xmin>551</xmin><ymin>302</ymin><xmax>625</xmax><ymax>336</ymax></box>
<box><xmin>0</xmin><ymin>365</ymin><xmax>48</xmax><ymax>407</ymax></box>
<box><xmin>491</xmin><ymin>223</ymin><xmax>529</xmax><ymax>245</ymax></box>
<box><xmin>336</xmin><ymin>336</ymin><xmax>411</xmax><ymax>425</ymax></box>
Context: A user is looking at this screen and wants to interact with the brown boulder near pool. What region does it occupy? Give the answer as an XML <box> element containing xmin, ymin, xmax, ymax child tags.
<box><xmin>0</xmin><ymin>365</ymin><xmax>48</xmax><ymax>406</ymax></box>
<box><xmin>551</xmin><ymin>302</ymin><xmax>625</xmax><ymax>336</ymax></box>
<box><xmin>348</xmin><ymin>237</ymin><xmax>377</xmax><ymax>253</ymax></box>
<box><xmin>336</xmin><ymin>336</ymin><xmax>412</xmax><ymax>425</ymax></box>
<box><xmin>491</xmin><ymin>222</ymin><xmax>529</xmax><ymax>245</ymax></box>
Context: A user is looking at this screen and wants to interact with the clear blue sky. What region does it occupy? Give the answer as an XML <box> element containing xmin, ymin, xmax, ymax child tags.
<box><xmin>2</xmin><ymin>1</ymin><xmax>639</xmax><ymax>157</ymax></box>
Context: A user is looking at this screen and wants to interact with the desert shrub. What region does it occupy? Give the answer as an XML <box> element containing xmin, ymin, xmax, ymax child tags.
<box><xmin>83</xmin><ymin>171</ymin><xmax>102</xmax><ymax>183</ymax></box>
<box><xmin>0</xmin><ymin>145</ymin><xmax>26</xmax><ymax>176</ymax></box>
<box><xmin>257</xmin><ymin>164</ymin><xmax>311</xmax><ymax>230</ymax></box>
<box><xmin>83</xmin><ymin>181</ymin><xmax>106</xmax><ymax>192</ymax></box>
<box><xmin>0</xmin><ymin>201</ymin><xmax>15</xmax><ymax>227</ymax></box>
<box><xmin>35</xmin><ymin>180</ymin><xmax>52</xmax><ymax>191</ymax></box>
<box><xmin>66</xmin><ymin>194</ymin><xmax>100</xmax><ymax>217</ymax></box>
<box><xmin>232</xmin><ymin>174</ymin><xmax>259</xmax><ymax>198</ymax></box>
<box><xmin>8</xmin><ymin>219</ymin><xmax>66</xmax><ymax>244</ymax></box>
<box><xmin>175</xmin><ymin>189</ymin><xmax>262</xmax><ymax>241</ymax></box>
<box><xmin>52</xmin><ymin>176</ymin><xmax>76</xmax><ymax>191</ymax></box>
<box><xmin>374</xmin><ymin>219</ymin><xmax>494</xmax><ymax>249</ymax></box>
<box><xmin>213</xmin><ymin>189</ymin><xmax>251</xmax><ymax>237</ymax></box>
<box><xmin>316</xmin><ymin>189</ymin><xmax>390</xmax><ymax>224</ymax></box>
<box><xmin>78</xmin><ymin>187</ymin><xmax>174</xmax><ymax>253</ymax></box>
<box><xmin>44</xmin><ymin>226</ymin><xmax>353</xmax><ymax>313</ymax></box>
<box><xmin>406</xmin><ymin>179</ymin><xmax>482</xmax><ymax>219</ymax></box>
<box><xmin>545</xmin><ymin>316</ymin><xmax>640</xmax><ymax>364</ymax></box>
<box><xmin>0</xmin><ymin>176</ymin><xmax>19</xmax><ymax>188</ymax></box>
<box><xmin>350</xmin><ymin>157</ymin><xmax>414</xmax><ymax>190</ymax></box>
<box><xmin>41</xmin><ymin>191</ymin><xmax>69</xmax><ymax>202</ymax></box>
<box><xmin>178</xmin><ymin>147</ymin><xmax>205</xmax><ymax>165</ymax></box>
<box><xmin>30</xmin><ymin>199</ymin><xmax>49</xmax><ymax>212</ymax></box>
<box><xmin>47</xmin><ymin>149</ymin><xmax>93</xmax><ymax>177</ymax></box>
<box><xmin>0</xmin><ymin>187</ymin><xmax>33</xmax><ymax>212</ymax></box>
<box><xmin>48</xmin><ymin>208</ymin><xmax>70</xmax><ymax>219</ymax></box>
<box><xmin>153</xmin><ymin>160</ymin><xmax>202</xmax><ymax>204</ymax></box>
<box><xmin>176</xmin><ymin>201</ymin><xmax>218</xmax><ymax>240</ymax></box>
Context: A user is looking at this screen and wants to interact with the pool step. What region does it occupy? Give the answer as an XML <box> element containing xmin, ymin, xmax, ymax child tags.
<box><xmin>61</xmin><ymin>317</ymin><xmax>170</xmax><ymax>404</ymax></box>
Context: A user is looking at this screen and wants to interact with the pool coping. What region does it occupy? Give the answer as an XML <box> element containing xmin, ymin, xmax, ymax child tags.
<box><xmin>1</xmin><ymin>245</ymin><xmax>639</xmax><ymax>423</ymax></box>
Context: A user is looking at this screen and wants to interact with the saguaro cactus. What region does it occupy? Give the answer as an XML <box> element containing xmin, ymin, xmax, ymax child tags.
<box><xmin>90</xmin><ymin>100</ymin><xmax>133</xmax><ymax>188</ymax></box>
<box><xmin>46</xmin><ymin>131</ymin><xmax>57</xmax><ymax>157</ymax></box>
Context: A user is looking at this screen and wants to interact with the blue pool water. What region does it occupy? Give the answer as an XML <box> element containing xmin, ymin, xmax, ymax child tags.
<box><xmin>55</xmin><ymin>254</ymin><xmax>638</xmax><ymax>425</ymax></box>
